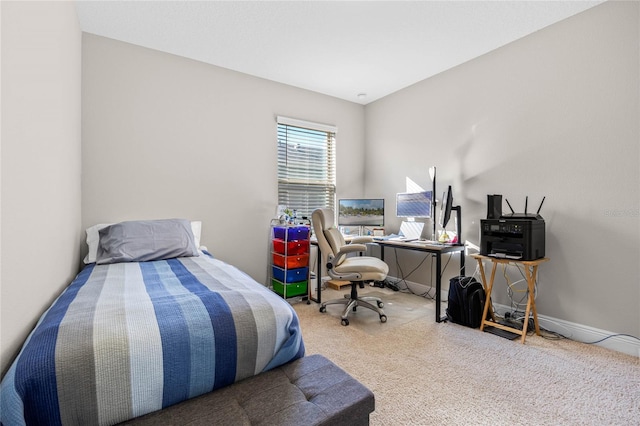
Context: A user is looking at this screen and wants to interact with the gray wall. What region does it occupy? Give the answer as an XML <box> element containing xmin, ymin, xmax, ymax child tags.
<box><xmin>1</xmin><ymin>1</ymin><xmax>82</xmax><ymax>374</ymax></box>
<box><xmin>365</xmin><ymin>1</ymin><xmax>639</xmax><ymax>336</ymax></box>
<box><xmin>81</xmin><ymin>34</ymin><xmax>366</xmax><ymax>283</ymax></box>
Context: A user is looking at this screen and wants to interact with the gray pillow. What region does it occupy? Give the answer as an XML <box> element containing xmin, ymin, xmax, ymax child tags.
<box><xmin>96</xmin><ymin>219</ymin><xmax>199</xmax><ymax>264</ymax></box>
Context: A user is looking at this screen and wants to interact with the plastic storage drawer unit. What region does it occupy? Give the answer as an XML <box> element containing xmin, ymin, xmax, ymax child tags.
<box><xmin>270</xmin><ymin>224</ymin><xmax>310</xmax><ymax>299</ymax></box>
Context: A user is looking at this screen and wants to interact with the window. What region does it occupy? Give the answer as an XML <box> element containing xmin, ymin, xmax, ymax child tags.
<box><xmin>277</xmin><ymin>116</ymin><xmax>336</xmax><ymax>219</ymax></box>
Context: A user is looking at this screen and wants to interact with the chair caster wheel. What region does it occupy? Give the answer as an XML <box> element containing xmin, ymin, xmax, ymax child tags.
<box><xmin>377</xmin><ymin>301</ymin><xmax>384</xmax><ymax>308</ymax></box>
<box><xmin>341</xmin><ymin>318</ymin><xmax>350</xmax><ymax>326</ymax></box>
<box><xmin>380</xmin><ymin>315</ymin><xmax>387</xmax><ymax>323</ymax></box>
<box><xmin>319</xmin><ymin>306</ymin><xmax>326</xmax><ymax>313</ymax></box>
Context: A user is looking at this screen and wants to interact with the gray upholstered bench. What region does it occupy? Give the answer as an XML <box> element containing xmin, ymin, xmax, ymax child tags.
<box><xmin>121</xmin><ymin>354</ymin><xmax>375</xmax><ymax>426</ymax></box>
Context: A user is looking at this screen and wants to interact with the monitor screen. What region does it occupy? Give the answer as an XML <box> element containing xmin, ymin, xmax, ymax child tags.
<box><xmin>338</xmin><ymin>199</ymin><xmax>385</xmax><ymax>226</ymax></box>
<box><xmin>440</xmin><ymin>185</ymin><xmax>454</xmax><ymax>228</ymax></box>
<box><xmin>396</xmin><ymin>191</ymin><xmax>432</xmax><ymax>218</ymax></box>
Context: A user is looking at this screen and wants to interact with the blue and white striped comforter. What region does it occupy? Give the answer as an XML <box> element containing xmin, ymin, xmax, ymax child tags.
<box><xmin>0</xmin><ymin>255</ymin><xmax>305</xmax><ymax>425</ymax></box>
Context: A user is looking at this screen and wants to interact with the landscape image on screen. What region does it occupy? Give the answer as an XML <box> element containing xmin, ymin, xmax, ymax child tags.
<box><xmin>338</xmin><ymin>199</ymin><xmax>385</xmax><ymax>226</ymax></box>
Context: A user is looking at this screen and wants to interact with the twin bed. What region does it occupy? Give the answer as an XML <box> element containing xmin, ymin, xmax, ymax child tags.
<box><xmin>1</xmin><ymin>219</ymin><xmax>305</xmax><ymax>425</ymax></box>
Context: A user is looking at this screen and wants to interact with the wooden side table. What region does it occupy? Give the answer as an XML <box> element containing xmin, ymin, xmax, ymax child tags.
<box><xmin>471</xmin><ymin>254</ymin><xmax>549</xmax><ymax>343</ymax></box>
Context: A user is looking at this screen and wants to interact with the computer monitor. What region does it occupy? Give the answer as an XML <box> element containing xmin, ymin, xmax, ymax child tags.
<box><xmin>337</xmin><ymin>198</ymin><xmax>385</xmax><ymax>227</ymax></box>
<box><xmin>396</xmin><ymin>191</ymin><xmax>432</xmax><ymax>219</ymax></box>
<box><xmin>441</xmin><ymin>185</ymin><xmax>454</xmax><ymax>228</ymax></box>
<box><xmin>440</xmin><ymin>185</ymin><xmax>462</xmax><ymax>244</ymax></box>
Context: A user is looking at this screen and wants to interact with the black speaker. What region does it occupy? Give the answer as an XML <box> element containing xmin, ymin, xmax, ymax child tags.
<box><xmin>487</xmin><ymin>194</ymin><xmax>503</xmax><ymax>219</ymax></box>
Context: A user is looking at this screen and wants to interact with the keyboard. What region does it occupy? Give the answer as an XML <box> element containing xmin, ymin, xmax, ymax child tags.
<box><xmin>387</xmin><ymin>237</ymin><xmax>417</xmax><ymax>242</ymax></box>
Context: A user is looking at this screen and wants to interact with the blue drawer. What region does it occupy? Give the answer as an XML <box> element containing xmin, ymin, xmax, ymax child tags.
<box><xmin>272</xmin><ymin>266</ymin><xmax>309</xmax><ymax>283</ymax></box>
<box><xmin>273</xmin><ymin>226</ymin><xmax>310</xmax><ymax>241</ymax></box>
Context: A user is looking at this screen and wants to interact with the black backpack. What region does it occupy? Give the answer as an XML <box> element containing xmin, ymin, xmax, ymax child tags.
<box><xmin>446</xmin><ymin>276</ymin><xmax>487</xmax><ymax>328</ymax></box>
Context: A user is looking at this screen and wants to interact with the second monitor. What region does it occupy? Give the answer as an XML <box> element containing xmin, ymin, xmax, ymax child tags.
<box><xmin>338</xmin><ymin>198</ymin><xmax>385</xmax><ymax>227</ymax></box>
<box><xmin>396</xmin><ymin>191</ymin><xmax>432</xmax><ymax>219</ymax></box>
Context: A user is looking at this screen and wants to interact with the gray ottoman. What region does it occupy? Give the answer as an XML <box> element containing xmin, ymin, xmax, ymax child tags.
<box><xmin>121</xmin><ymin>354</ymin><xmax>375</xmax><ymax>425</ymax></box>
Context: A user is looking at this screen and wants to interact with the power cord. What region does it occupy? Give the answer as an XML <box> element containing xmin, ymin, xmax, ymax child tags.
<box><xmin>489</xmin><ymin>263</ymin><xmax>640</xmax><ymax>347</ymax></box>
<box><xmin>389</xmin><ymin>249</ymin><xmax>457</xmax><ymax>300</ymax></box>
<box><xmin>384</xmin><ymin>248</ymin><xmax>434</xmax><ymax>298</ymax></box>
<box><xmin>581</xmin><ymin>333</ymin><xmax>640</xmax><ymax>345</ymax></box>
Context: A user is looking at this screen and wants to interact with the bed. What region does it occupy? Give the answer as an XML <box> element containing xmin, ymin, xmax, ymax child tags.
<box><xmin>0</xmin><ymin>219</ymin><xmax>305</xmax><ymax>425</ymax></box>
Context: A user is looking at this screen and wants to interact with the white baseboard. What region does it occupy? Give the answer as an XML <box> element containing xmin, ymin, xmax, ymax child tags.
<box><xmin>393</xmin><ymin>277</ymin><xmax>640</xmax><ymax>358</ymax></box>
<box><xmin>492</xmin><ymin>302</ymin><xmax>640</xmax><ymax>357</ymax></box>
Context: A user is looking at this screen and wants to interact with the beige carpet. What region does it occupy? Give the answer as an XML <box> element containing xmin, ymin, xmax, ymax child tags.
<box><xmin>293</xmin><ymin>286</ymin><xmax>640</xmax><ymax>425</ymax></box>
<box><xmin>313</xmin><ymin>288</ymin><xmax>432</xmax><ymax>335</ymax></box>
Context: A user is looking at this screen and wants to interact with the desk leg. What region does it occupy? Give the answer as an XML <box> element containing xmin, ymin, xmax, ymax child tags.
<box><xmin>309</xmin><ymin>246</ymin><xmax>322</xmax><ymax>304</ymax></box>
<box><xmin>436</xmin><ymin>253</ymin><xmax>443</xmax><ymax>322</ymax></box>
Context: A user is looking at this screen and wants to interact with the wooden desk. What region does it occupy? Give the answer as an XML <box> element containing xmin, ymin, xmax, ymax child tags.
<box><xmin>471</xmin><ymin>254</ymin><xmax>549</xmax><ymax>343</ymax></box>
<box><xmin>376</xmin><ymin>240</ymin><xmax>466</xmax><ymax>323</ymax></box>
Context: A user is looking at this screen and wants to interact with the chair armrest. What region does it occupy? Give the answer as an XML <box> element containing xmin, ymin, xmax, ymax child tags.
<box><xmin>338</xmin><ymin>243</ymin><xmax>367</xmax><ymax>255</ymax></box>
<box><xmin>350</xmin><ymin>236</ymin><xmax>374</xmax><ymax>244</ymax></box>
<box><xmin>330</xmin><ymin>244</ymin><xmax>367</xmax><ymax>268</ymax></box>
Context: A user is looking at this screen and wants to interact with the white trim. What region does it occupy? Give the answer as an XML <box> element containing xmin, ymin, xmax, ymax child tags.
<box><xmin>396</xmin><ymin>278</ymin><xmax>640</xmax><ymax>357</ymax></box>
<box><xmin>492</xmin><ymin>302</ymin><xmax>640</xmax><ymax>358</ymax></box>
<box><xmin>276</xmin><ymin>115</ymin><xmax>338</xmax><ymax>134</ymax></box>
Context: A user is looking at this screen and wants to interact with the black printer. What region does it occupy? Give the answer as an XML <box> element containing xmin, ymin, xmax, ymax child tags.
<box><xmin>480</xmin><ymin>214</ymin><xmax>545</xmax><ymax>260</ymax></box>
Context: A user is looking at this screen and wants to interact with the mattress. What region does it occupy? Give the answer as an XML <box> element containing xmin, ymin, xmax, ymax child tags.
<box><xmin>0</xmin><ymin>254</ymin><xmax>305</xmax><ymax>425</ymax></box>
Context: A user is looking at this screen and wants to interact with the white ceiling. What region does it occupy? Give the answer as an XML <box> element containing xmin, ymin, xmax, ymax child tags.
<box><xmin>75</xmin><ymin>1</ymin><xmax>603</xmax><ymax>104</ymax></box>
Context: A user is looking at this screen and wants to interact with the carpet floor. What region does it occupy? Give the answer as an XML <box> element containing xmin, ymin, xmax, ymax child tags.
<box><xmin>292</xmin><ymin>286</ymin><xmax>640</xmax><ymax>425</ymax></box>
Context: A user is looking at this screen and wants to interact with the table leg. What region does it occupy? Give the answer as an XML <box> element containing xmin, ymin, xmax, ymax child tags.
<box><xmin>530</xmin><ymin>265</ymin><xmax>541</xmax><ymax>336</ymax></box>
<box><xmin>477</xmin><ymin>259</ymin><xmax>495</xmax><ymax>331</ymax></box>
<box><xmin>522</xmin><ymin>264</ymin><xmax>541</xmax><ymax>342</ymax></box>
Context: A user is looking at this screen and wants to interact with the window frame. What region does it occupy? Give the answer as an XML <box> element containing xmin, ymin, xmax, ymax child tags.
<box><xmin>276</xmin><ymin>116</ymin><xmax>337</xmax><ymax>220</ymax></box>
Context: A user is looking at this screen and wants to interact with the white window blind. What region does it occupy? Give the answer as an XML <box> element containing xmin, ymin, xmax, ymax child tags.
<box><xmin>277</xmin><ymin>117</ymin><xmax>336</xmax><ymax>220</ymax></box>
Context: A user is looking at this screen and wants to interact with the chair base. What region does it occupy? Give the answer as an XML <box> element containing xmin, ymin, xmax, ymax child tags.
<box><xmin>320</xmin><ymin>281</ymin><xmax>387</xmax><ymax>326</ymax></box>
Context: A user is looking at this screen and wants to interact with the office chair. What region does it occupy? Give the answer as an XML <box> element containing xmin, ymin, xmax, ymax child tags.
<box><xmin>311</xmin><ymin>208</ymin><xmax>389</xmax><ymax>326</ymax></box>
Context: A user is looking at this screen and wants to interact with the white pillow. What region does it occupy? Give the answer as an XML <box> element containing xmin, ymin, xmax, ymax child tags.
<box><xmin>83</xmin><ymin>223</ymin><xmax>112</xmax><ymax>264</ymax></box>
<box><xmin>190</xmin><ymin>220</ymin><xmax>202</xmax><ymax>248</ymax></box>
<box><xmin>84</xmin><ymin>220</ymin><xmax>202</xmax><ymax>264</ymax></box>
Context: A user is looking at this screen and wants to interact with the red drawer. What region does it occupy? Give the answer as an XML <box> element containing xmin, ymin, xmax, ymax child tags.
<box><xmin>272</xmin><ymin>239</ymin><xmax>309</xmax><ymax>255</ymax></box>
<box><xmin>272</xmin><ymin>253</ymin><xmax>310</xmax><ymax>269</ymax></box>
